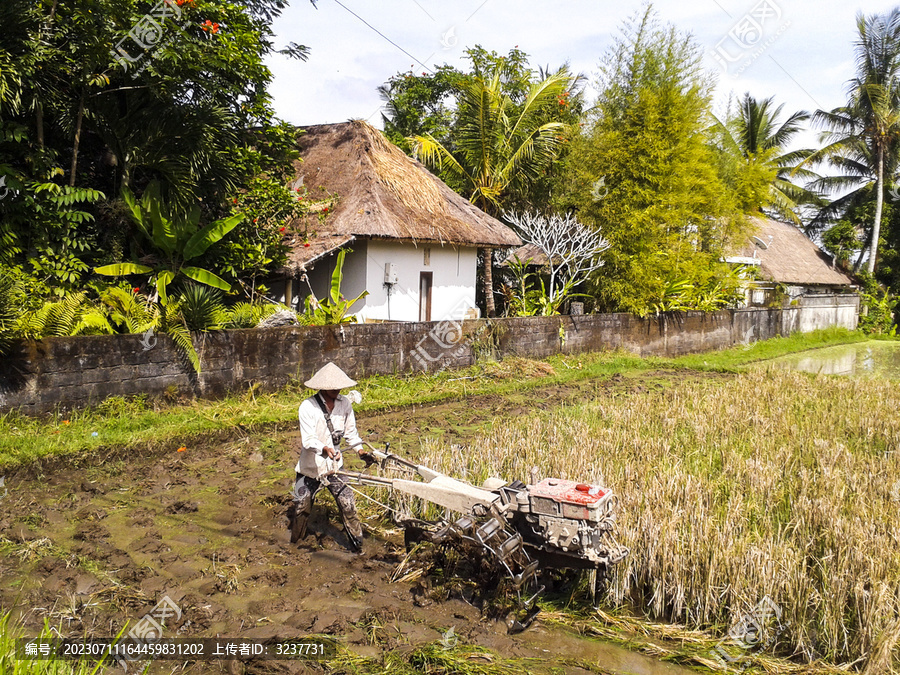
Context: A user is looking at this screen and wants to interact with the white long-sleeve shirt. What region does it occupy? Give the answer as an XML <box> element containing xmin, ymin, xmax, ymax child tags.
<box><xmin>295</xmin><ymin>394</ymin><xmax>363</xmax><ymax>478</ymax></box>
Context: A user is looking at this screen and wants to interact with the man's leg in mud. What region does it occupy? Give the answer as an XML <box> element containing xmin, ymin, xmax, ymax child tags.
<box><xmin>290</xmin><ymin>474</ymin><xmax>320</xmax><ymax>544</ymax></box>
<box><xmin>327</xmin><ymin>474</ymin><xmax>363</xmax><ymax>552</ymax></box>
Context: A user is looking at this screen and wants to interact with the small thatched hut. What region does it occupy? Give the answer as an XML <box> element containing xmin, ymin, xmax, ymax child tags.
<box><xmin>726</xmin><ymin>217</ymin><xmax>856</xmax><ymax>305</ymax></box>
<box><xmin>272</xmin><ymin>120</ymin><xmax>521</xmax><ymax>322</ymax></box>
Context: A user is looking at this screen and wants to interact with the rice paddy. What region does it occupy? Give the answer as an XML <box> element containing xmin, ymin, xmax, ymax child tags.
<box><xmin>406</xmin><ymin>367</ymin><xmax>900</xmax><ymax>669</ymax></box>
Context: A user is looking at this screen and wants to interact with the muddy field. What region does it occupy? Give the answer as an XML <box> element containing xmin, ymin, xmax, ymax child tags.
<box><xmin>0</xmin><ymin>374</ymin><xmax>702</xmax><ymax>675</ymax></box>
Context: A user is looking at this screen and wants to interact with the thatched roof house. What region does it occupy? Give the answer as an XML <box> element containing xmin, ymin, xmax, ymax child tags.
<box><xmin>729</xmin><ymin>217</ymin><xmax>854</xmax><ymax>286</ymax></box>
<box><xmin>275</xmin><ymin>120</ymin><xmax>521</xmax><ymax>322</ymax></box>
<box><xmin>726</xmin><ymin>217</ymin><xmax>856</xmax><ymax>305</ymax></box>
<box><xmin>282</xmin><ymin>121</ymin><xmax>520</xmax><ymax>272</ymax></box>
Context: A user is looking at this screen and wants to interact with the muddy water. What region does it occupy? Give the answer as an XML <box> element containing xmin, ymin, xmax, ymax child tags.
<box><xmin>768</xmin><ymin>340</ymin><xmax>900</xmax><ymax>378</ymax></box>
<box><xmin>523</xmin><ymin>625</ymin><xmax>695</xmax><ymax>675</ymax></box>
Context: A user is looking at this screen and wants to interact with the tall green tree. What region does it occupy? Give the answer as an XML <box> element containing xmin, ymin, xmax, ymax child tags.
<box><xmin>382</xmin><ymin>47</ymin><xmax>585</xmax><ymax>211</ymax></box>
<box><xmin>378</xmin><ymin>65</ymin><xmax>463</xmax><ymax>153</ymax></box>
<box><xmin>710</xmin><ymin>94</ymin><xmax>820</xmax><ymax>223</ymax></box>
<box><xmin>558</xmin><ymin>5</ymin><xmax>749</xmax><ymax>315</ymax></box>
<box><xmin>407</xmin><ymin>56</ymin><xmax>577</xmax><ymax>316</ymax></box>
<box><xmin>806</xmin><ymin>8</ymin><xmax>900</xmax><ymax>274</ymax></box>
<box><xmin>0</xmin><ymin>0</ymin><xmax>309</xmax><ymax>296</ymax></box>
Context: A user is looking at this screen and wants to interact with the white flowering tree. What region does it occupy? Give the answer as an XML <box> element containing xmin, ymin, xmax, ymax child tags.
<box><xmin>504</xmin><ymin>211</ymin><xmax>609</xmax><ymax>313</ymax></box>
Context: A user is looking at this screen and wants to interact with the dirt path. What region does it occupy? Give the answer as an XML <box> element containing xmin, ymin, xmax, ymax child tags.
<box><xmin>0</xmin><ymin>370</ymin><xmax>712</xmax><ymax>674</ymax></box>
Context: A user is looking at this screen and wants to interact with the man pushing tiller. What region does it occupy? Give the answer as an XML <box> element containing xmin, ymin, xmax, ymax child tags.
<box><xmin>288</xmin><ymin>362</ymin><xmax>369</xmax><ymax>553</ymax></box>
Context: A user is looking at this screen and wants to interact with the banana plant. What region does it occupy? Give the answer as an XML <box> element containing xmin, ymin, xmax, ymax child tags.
<box><xmin>304</xmin><ymin>249</ymin><xmax>368</xmax><ymax>325</ymax></box>
<box><xmin>94</xmin><ymin>182</ymin><xmax>243</xmax><ymax>304</ymax></box>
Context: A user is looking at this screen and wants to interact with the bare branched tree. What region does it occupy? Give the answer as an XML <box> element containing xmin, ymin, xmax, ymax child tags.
<box><xmin>504</xmin><ymin>211</ymin><xmax>610</xmax><ymax>308</ymax></box>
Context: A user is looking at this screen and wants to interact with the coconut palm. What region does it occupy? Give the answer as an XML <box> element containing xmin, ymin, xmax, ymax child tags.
<box><xmin>409</xmin><ymin>70</ymin><xmax>574</xmax><ymax>316</ymax></box>
<box><xmin>806</xmin><ymin>9</ymin><xmax>900</xmax><ymax>274</ymax></box>
<box><xmin>711</xmin><ymin>94</ymin><xmax>819</xmax><ymax>223</ymax></box>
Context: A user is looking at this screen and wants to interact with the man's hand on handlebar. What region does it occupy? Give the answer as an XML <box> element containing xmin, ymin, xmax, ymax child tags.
<box><xmin>356</xmin><ymin>446</ymin><xmax>376</xmax><ymax>468</ymax></box>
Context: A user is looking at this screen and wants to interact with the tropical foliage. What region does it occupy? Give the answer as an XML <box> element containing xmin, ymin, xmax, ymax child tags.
<box><xmin>556</xmin><ymin>6</ymin><xmax>753</xmax><ymax>316</ymax></box>
<box><xmin>501</xmin><ymin>256</ymin><xmax>573</xmax><ymax>317</ymax></box>
<box><xmin>94</xmin><ymin>181</ymin><xmax>243</xmax><ymax>304</ymax></box>
<box><xmin>805</xmin><ymin>8</ymin><xmax>900</xmax><ymax>276</ymax></box>
<box><xmin>709</xmin><ymin>94</ymin><xmax>820</xmax><ymax>223</ymax></box>
<box><xmin>303</xmin><ymin>249</ymin><xmax>368</xmax><ymax>325</ymax></box>
<box><xmin>0</xmin><ymin>0</ymin><xmax>309</xmax><ymax>319</ymax></box>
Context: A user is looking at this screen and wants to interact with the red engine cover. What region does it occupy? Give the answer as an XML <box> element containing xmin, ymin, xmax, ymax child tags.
<box><xmin>529</xmin><ymin>478</ymin><xmax>609</xmax><ymax>507</ymax></box>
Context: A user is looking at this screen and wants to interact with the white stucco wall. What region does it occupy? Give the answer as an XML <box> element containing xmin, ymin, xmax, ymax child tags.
<box><xmin>356</xmin><ymin>240</ymin><xmax>477</xmax><ymax>322</ymax></box>
<box><xmin>292</xmin><ymin>240</ymin><xmax>478</xmax><ymax>322</ymax></box>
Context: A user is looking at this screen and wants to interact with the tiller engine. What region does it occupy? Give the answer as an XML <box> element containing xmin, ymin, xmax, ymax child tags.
<box><xmin>337</xmin><ymin>446</ymin><xmax>628</xmax><ymax>613</ymax></box>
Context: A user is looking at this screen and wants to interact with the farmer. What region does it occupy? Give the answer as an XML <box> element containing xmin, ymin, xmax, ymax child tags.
<box><xmin>289</xmin><ymin>362</ymin><xmax>368</xmax><ymax>552</ymax></box>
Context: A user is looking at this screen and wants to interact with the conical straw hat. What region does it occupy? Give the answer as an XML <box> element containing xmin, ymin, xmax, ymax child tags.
<box><xmin>304</xmin><ymin>362</ymin><xmax>357</xmax><ymax>390</ymax></box>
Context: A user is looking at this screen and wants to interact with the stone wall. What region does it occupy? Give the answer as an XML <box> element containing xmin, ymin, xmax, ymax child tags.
<box><xmin>0</xmin><ymin>294</ymin><xmax>859</xmax><ymax>415</ymax></box>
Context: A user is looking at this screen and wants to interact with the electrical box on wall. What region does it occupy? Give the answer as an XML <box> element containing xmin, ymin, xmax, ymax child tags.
<box><xmin>384</xmin><ymin>262</ymin><xmax>398</xmax><ymax>285</ymax></box>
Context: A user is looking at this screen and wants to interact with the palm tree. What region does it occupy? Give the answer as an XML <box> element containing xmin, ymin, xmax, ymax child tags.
<box><xmin>806</xmin><ymin>9</ymin><xmax>900</xmax><ymax>274</ymax></box>
<box><xmin>711</xmin><ymin>93</ymin><xmax>819</xmax><ymax>223</ymax></box>
<box><xmin>409</xmin><ymin>70</ymin><xmax>573</xmax><ymax>316</ymax></box>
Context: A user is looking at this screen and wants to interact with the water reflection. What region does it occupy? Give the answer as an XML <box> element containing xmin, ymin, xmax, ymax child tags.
<box><xmin>770</xmin><ymin>341</ymin><xmax>900</xmax><ymax>379</ymax></box>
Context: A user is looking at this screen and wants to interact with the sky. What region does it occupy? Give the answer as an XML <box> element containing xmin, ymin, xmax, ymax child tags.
<box><xmin>263</xmin><ymin>0</ymin><xmax>899</xmax><ymax>152</ymax></box>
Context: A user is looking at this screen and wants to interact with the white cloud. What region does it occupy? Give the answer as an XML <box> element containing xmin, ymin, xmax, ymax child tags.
<box><xmin>268</xmin><ymin>0</ymin><xmax>900</xmax><ymax>154</ymax></box>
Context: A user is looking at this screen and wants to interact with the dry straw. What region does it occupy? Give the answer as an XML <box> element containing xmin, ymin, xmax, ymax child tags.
<box><xmin>398</xmin><ymin>369</ymin><xmax>900</xmax><ymax>670</ymax></box>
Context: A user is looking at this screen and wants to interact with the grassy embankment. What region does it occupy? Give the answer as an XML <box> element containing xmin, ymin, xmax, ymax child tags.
<box><xmin>0</xmin><ymin>328</ymin><xmax>868</xmax><ymax>472</ymax></box>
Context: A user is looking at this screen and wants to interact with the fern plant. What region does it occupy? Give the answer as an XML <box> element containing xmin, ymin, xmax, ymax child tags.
<box><xmin>17</xmin><ymin>292</ymin><xmax>113</xmax><ymax>338</ymax></box>
<box><xmin>223</xmin><ymin>301</ymin><xmax>283</xmax><ymax>328</ymax></box>
<box><xmin>99</xmin><ymin>288</ymin><xmax>200</xmax><ymax>373</ymax></box>
<box><xmin>0</xmin><ymin>271</ymin><xmax>20</xmax><ymax>356</ymax></box>
<box><xmin>101</xmin><ymin>287</ymin><xmax>158</xmax><ymax>334</ymax></box>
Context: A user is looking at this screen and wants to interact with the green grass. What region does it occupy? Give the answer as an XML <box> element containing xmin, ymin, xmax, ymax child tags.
<box><xmin>0</xmin><ymin>612</ymin><xmax>110</xmax><ymax>675</ymax></box>
<box><xmin>327</xmin><ymin>641</ymin><xmax>544</xmax><ymax>675</ymax></box>
<box><xmin>0</xmin><ymin>328</ymin><xmax>868</xmax><ymax>472</ymax></box>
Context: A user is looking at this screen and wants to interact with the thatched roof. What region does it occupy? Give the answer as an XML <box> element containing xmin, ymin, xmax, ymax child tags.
<box><xmin>733</xmin><ymin>217</ymin><xmax>854</xmax><ymax>287</ymax></box>
<box><xmin>283</xmin><ymin>121</ymin><xmax>521</xmax><ymax>272</ymax></box>
<box><xmin>501</xmin><ymin>243</ymin><xmax>550</xmax><ymax>267</ymax></box>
